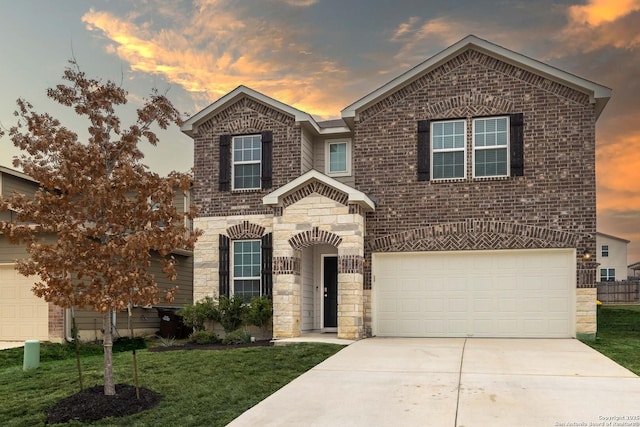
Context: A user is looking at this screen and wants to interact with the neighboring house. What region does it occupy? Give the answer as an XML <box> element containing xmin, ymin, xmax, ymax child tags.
<box><xmin>183</xmin><ymin>35</ymin><xmax>611</xmax><ymax>340</ymax></box>
<box><xmin>628</xmin><ymin>262</ymin><xmax>640</xmax><ymax>279</ymax></box>
<box><xmin>0</xmin><ymin>165</ymin><xmax>193</xmax><ymax>342</ymax></box>
<box><xmin>595</xmin><ymin>232</ymin><xmax>630</xmax><ymax>282</ymax></box>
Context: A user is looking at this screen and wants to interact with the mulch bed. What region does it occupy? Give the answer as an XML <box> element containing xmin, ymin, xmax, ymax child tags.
<box><xmin>46</xmin><ymin>384</ymin><xmax>161</xmax><ymax>424</ymax></box>
<box><xmin>46</xmin><ymin>341</ymin><xmax>273</xmax><ymax>424</ymax></box>
<box><xmin>148</xmin><ymin>339</ymin><xmax>272</xmax><ymax>352</ymax></box>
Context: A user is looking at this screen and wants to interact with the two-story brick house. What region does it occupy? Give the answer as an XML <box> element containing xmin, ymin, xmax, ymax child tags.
<box><xmin>183</xmin><ymin>35</ymin><xmax>610</xmax><ymax>340</ymax></box>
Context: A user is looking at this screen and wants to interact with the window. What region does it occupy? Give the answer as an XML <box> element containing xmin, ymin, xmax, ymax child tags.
<box><xmin>233</xmin><ymin>240</ymin><xmax>262</xmax><ymax>301</ymax></box>
<box><xmin>417</xmin><ymin>114</ymin><xmax>523</xmax><ymax>182</ymax></box>
<box><xmin>600</xmin><ymin>268</ymin><xmax>615</xmax><ymax>282</ymax></box>
<box><xmin>473</xmin><ymin>117</ymin><xmax>509</xmax><ymax>177</ymax></box>
<box><xmin>431</xmin><ymin>120</ymin><xmax>466</xmax><ymax>180</ymax></box>
<box><xmin>232</xmin><ymin>135</ymin><xmax>261</xmax><ymax>190</ymax></box>
<box><xmin>601</xmin><ymin>245</ymin><xmax>609</xmax><ymax>257</ymax></box>
<box><xmin>325</xmin><ymin>140</ymin><xmax>351</xmax><ymax>177</ymax></box>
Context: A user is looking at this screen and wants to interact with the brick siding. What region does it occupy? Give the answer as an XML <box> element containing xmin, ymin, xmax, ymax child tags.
<box><xmin>352</xmin><ymin>50</ymin><xmax>597</xmax><ymax>288</ymax></box>
<box><xmin>192</xmin><ymin>97</ymin><xmax>302</xmax><ymax>217</ymax></box>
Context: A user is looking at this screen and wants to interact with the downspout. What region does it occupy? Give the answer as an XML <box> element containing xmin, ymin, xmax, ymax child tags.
<box><xmin>64</xmin><ymin>307</ymin><xmax>73</xmax><ymax>343</ymax></box>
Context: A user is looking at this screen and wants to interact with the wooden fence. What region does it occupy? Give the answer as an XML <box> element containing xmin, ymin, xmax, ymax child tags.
<box><xmin>597</xmin><ymin>280</ymin><xmax>640</xmax><ymax>303</ymax></box>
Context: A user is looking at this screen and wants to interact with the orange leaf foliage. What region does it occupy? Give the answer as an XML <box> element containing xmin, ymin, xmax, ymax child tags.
<box><xmin>0</xmin><ymin>60</ymin><xmax>202</xmax><ymax>313</ymax></box>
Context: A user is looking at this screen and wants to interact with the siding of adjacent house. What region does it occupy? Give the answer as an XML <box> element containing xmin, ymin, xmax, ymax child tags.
<box><xmin>74</xmin><ymin>252</ymin><xmax>193</xmax><ymax>338</ymax></box>
<box><xmin>1</xmin><ymin>168</ymin><xmax>195</xmax><ymax>341</ymax></box>
<box><xmin>351</xmin><ymin>49</ymin><xmax>597</xmax><ymax>288</ymax></box>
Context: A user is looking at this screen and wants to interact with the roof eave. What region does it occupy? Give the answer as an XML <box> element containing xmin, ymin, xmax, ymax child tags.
<box><xmin>181</xmin><ymin>85</ymin><xmax>322</xmax><ymax>136</ymax></box>
<box><xmin>263</xmin><ymin>170</ymin><xmax>375</xmax><ymax>212</ymax></box>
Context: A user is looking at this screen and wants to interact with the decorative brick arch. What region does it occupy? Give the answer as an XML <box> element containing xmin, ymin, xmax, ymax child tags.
<box><xmin>428</xmin><ymin>93</ymin><xmax>513</xmax><ymax>118</ymax></box>
<box><xmin>197</xmin><ymin>97</ymin><xmax>295</xmax><ymax>133</ymax></box>
<box><xmin>282</xmin><ymin>181</ymin><xmax>349</xmax><ymax>208</ymax></box>
<box><xmin>289</xmin><ymin>227</ymin><xmax>343</xmax><ymax>250</ymax></box>
<box><xmin>227</xmin><ymin>220</ymin><xmax>266</xmax><ymax>240</ymax></box>
<box><xmin>366</xmin><ymin>220</ymin><xmax>580</xmax><ymax>252</ymax></box>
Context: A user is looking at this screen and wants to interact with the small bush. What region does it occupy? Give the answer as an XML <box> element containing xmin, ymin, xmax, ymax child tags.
<box><xmin>218</xmin><ymin>295</ymin><xmax>247</xmax><ymax>333</ymax></box>
<box><xmin>179</xmin><ymin>297</ymin><xmax>219</xmax><ymax>331</ymax></box>
<box><xmin>189</xmin><ymin>330</ymin><xmax>220</xmax><ymax>345</ymax></box>
<box><xmin>247</xmin><ymin>296</ymin><xmax>273</xmax><ymax>333</ymax></box>
<box><xmin>222</xmin><ymin>329</ymin><xmax>252</xmax><ymax>345</ymax></box>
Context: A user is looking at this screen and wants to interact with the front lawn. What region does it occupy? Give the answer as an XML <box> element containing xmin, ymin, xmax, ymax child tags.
<box><xmin>0</xmin><ymin>341</ymin><xmax>344</xmax><ymax>426</ymax></box>
<box><xmin>582</xmin><ymin>305</ymin><xmax>640</xmax><ymax>375</ymax></box>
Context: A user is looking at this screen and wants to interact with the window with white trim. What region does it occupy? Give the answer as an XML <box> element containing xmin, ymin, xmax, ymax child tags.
<box><xmin>431</xmin><ymin>120</ymin><xmax>466</xmax><ymax>180</ymax></box>
<box><xmin>232</xmin><ymin>240</ymin><xmax>262</xmax><ymax>301</ymax></box>
<box><xmin>232</xmin><ymin>135</ymin><xmax>261</xmax><ymax>190</ymax></box>
<box><xmin>601</xmin><ymin>245</ymin><xmax>609</xmax><ymax>257</ymax></box>
<box><xmin>473</xmin><ymin>116</ymin><xmax>509</xmax><ymax>177</ymax></box>
<box><xmin>600</xmin><ymin>268</ymin><xmax>615</xmax><ymax>282</ymax></box>
<box><xmin>325</xmin><ymin>139</ymin><xmax>351</xmax><ymax>177</ymax></box>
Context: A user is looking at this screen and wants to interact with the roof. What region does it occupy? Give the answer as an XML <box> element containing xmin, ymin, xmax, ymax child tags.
<box><xmin>0</xmin><ymin>165</ymin><xmax>39</xmax><ymax>184</ymax></box>
<box><xmin>180</xmin><ymin>86</ymin><xmax>350</xmax><ymax>137</ymax></box>
<box><xmin>596</xmin><ymin>232</ymin><xmax>631</xmax><ymax>244</ymax></box>
<box><xmin>628</xmin><ymin>262</ymin><xmax>640</xmax><ymax>271</ymax></box>
<box><xmin>341</xmin><ymin>34</ymin><xmax>611</xmax><ymax>120</ymax></box>
<box><xmin>262</xmin><ymin>169</ymin><xmax>375</xmax><ymax>211</ymax></box>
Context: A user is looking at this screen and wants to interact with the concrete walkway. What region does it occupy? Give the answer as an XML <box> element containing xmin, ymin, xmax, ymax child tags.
<box><xmin>228</xmin><ymin>338</ymin><xmax>640</xmax><ymax>427</ymax></box>
<box><xmin>0</xmin><ymin>341</ymin><xmax>24</xmax><ymax>350</ymax></box>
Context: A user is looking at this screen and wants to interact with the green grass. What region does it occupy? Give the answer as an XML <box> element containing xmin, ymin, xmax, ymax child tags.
<box><xmin>0</xmin><ymin>342</ymin><xmax>344</xmax><ymax>426</ymax></box>
<box><xmin>582</xmin><ymin>305</ymin><xmax>640</xmax><ymax>375</ymax></box>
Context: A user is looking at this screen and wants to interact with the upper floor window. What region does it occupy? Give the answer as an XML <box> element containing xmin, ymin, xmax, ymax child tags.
<box><xmin>601</xmin><ymin>245</ymin><xmax>609</xmax><ymax>257</ymax></box>
<box><xmin>219</xmin><ymin>132</ymin><xmax>272</xmax><ymax>192</ymax></box>
<box><xmin>232</xmin><ymin>135</ymin><xmax>262</xmax><ymax>190</ymax></box>
<box><xmin>325</xmin><ymin>139</ymin><xmax>352</xmax><ymax>177</ymax></box>
<box><xmin>473</xmin><ymin>117</ymin><xmax>509</xmax><ymax>178</ymax></box>
<box><xmin>431</xmin><ymin>120</ymin><xmax>466</xmax><ymax>180</ymax></box>
<box><xmin>417</xmin><ymin>114</ymin><xmax>523</xmax><ymax>182</ymax></box>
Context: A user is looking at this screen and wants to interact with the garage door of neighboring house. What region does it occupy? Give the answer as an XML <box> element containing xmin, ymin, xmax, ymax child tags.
<box><xmin>0</xmin><ymin>264</ymin><xmax>49</xmax><ymax>341</ymax></box>
<box><xmin>372</xmin><ymin>249</ymin><xmax>575</xmax><ymax>338</ymax></box>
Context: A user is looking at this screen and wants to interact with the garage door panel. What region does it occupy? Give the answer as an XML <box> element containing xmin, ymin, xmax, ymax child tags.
<box><xmin>1</xmin><ymin>265</ymin><xmax>49</xmax><ymax>341</ymax></box>
<box><xmin>373</xmin><ymin>250</ymin><xmax>575</xmax><ymax>338</ymax></box>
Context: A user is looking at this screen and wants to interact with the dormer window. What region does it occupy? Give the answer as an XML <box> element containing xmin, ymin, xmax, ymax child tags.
<box><xmin>325</xmin><ymin>139</ymin><xmax>352</xmax><ymax>177</ymax></box>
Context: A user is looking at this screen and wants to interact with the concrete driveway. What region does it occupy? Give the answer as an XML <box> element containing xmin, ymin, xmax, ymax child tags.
<box><xmin>228</xmin><ymin>338</ymin><xmax>640</xmax><ymax>427</ymax></box>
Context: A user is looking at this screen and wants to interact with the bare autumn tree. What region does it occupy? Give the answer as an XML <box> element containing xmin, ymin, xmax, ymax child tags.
<box><xmin>0</xmin><ymin>61</ymin><xmax>201</xmax><ymax>396</ymax></box>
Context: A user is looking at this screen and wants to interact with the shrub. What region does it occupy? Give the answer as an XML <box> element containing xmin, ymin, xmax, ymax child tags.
<box><xmin>179</xmin><ymin>297</ymin><xmax>219</xmax><ymax>331</ymax></box>
<box><xmin>189</xmin><ymin>330</ymin><xmax>220</xmax><ymax>345</ymax></box>
<box><xmin>222</xmin><ymin>329</ymin><xmax>252</xmax><ymax>345</ymax></box>
<box><xmin>218</xmin><ymin>295</ymin><xmax>247</xmax><ymax>333</ymax></box>
<box><xmin>247</xmin><ymin>296</ymin><xmax>273</xmax><ymax>333</ymax></box>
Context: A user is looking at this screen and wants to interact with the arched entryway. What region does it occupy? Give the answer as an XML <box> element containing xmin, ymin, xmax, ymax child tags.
<box><xmin>263</xmin><ymin>170</ymin><xmax>375</xmax><ymax>340</ymax></box>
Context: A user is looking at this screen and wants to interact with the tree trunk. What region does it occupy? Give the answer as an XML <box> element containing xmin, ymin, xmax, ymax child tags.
<box><xmin>103</xmin><ymin>310</ymin><xmax>116</xmax><ymax>395</ymax></box>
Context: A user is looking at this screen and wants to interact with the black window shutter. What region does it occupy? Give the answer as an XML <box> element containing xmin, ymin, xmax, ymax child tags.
<box><xmin>219</xmin><ymin>135</ymin><xmax>232</xmax><ymax>191</ymax></box>
<box><xmin>510</xmin><ymin>113</ymin><xmax>524</xmax><ymax>177</ymax></box>
<box><xmin>417</xmin><ymin>120</ymin><xmax>431</xmax><ymax>181</ymax></box>
<box><xmin>219</xmin><ymin>234</ymin><xmax>230</xmax><ymax>297</ymax></box>
<box><xmin>261</xmin><ymin>233</ymin><xmax>273</xmax><ymax>297</ymax></box>
<box><xmin>261</xmin><ymin>131</ymin><xmax>273</xmax><ymax>189</ymax></box>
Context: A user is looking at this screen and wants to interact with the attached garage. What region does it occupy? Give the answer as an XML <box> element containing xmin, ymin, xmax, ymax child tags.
<box><xmin>0</xmin><ymin>264</ymin><xmax>49</xmax><ymax>341</ymax></box>
<box><xmin>372</xmin><ymin>249</ymin><xmax>575</xmax><ymax>338</ymax></box>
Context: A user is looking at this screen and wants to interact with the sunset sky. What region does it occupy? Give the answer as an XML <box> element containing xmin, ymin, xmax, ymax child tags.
<box><xmin>1</xmin><ymin>0</ymin><xmax>638</xmax><ymax>264</ymax></box>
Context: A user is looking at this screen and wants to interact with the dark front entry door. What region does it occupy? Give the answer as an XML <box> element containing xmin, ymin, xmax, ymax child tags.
<box><xmin>323</xmin><ymin>256</ymin><xmax>338</xmax><ymax>328</ymax></box>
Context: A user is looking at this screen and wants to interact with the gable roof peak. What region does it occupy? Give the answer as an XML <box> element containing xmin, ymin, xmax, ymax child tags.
<box><xmin>342</xmin><ymin>34</ymin><xmax>611</xmax><ymax>120</ymax></box>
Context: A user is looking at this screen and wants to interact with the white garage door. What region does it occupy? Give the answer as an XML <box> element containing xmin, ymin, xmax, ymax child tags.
<box><xmin>0</xmin><ymin>265</ymin><xmax>49</xmax><ymax>341</ymax></box>
<box><xmin>373</xmin><ymin>249</ymin><xmax>575</xmax><ymax>338</ymax></box>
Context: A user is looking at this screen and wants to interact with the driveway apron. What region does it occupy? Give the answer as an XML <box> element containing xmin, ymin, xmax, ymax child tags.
<box><xmin>227</xmin><ymin>338</ymin><xmax>640</xmax><ymax>427</ymax></box>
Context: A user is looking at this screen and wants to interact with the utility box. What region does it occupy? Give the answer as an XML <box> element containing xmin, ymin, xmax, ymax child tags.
<box><xmin>23</xmin><ymin>340</ymin><xmax>40</xmax><ymax>371</ymax></box>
